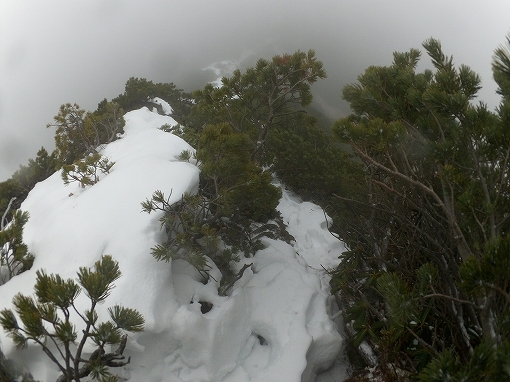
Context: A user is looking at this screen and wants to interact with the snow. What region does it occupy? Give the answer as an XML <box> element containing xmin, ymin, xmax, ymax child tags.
<box><xmin>277</xmin><ymin>188</ymin><xmax>346</xmax><ymax>271</ymax></box>
<box><xmin>0</xmin><ymin>106</ymin><xmax>348</xmax><ymax>381</ymax></box>
<box><xmin>150</xmin><ymin>97</ymin><xmax>174</xmax><ymax>115</ymax></box>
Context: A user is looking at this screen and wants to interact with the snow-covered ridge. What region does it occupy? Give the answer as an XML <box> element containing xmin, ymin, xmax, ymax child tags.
<box><xmin>149</xmin><ymin>97</ymin><xmax>174</xmax><ymax>115</ymax></box>
<box><xmin>0</xmin><ymin>106</ymin><xmax>345</xmax><ymax>381</ymax></box>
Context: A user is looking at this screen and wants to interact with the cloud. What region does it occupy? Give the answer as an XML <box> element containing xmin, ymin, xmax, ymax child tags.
<box><xmin>1</xmin><ymin>0</ymin><xmax>509</xmax><ymax>180</ymax></box>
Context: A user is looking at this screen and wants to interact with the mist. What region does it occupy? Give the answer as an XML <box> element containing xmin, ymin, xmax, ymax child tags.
<box><xmin>1</xmin><ymin>0</ymin><xmax>509</xmax><ymax>180</ymax></box>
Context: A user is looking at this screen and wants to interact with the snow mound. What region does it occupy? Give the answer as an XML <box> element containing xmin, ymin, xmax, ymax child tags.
<box><xmin>0</xmin><ymin>107</ymin><xmax>344</xmax><ymax>381</ymax></box>
<box><xmin>150</xmin><ymin>97</ymin><xmax>174</xmax><ymax>115</ymax></box>
<box><xmin>277</xmin><ymin>186</ymin><xmax>345</xmax><ymax>271</ymax></box>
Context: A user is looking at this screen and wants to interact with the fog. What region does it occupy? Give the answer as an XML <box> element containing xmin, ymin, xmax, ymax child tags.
<box><xmin>1</xmin><ymin>0</ymin><xmax>509</xmax><ymax>180</ymax></box>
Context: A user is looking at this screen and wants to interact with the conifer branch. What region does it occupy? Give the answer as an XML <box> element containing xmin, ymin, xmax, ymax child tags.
<box><xmin>1</xmin><ymin>256</ymin><xmax>144</xmax><ymax>381</ymax></box>
<box><xmin>1</xmin><ymin>197</ymin><xmax>16</xmax><ymax>230</ymax></box>
<box><xmin>405</xmin><ymin>326</ymin><xmax>441</xmax><ymax>357</ymax></box>
<box><xmin>418</xmin><ymin>293</ymin><xmax>480</xmax><ymax>309</ymax></box>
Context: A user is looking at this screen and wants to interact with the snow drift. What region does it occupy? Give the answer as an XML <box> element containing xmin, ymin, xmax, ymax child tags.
<box><xmin>0</xmin><ymin>105</ymin><xmax>344</xmax><ymax>381</ymax></box>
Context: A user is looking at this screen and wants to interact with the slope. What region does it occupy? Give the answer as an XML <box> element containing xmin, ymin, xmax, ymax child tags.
<box><xmin>0</xmin><ymin>106</ymin><xmax>345</xmax><ymax>382</ymax></box>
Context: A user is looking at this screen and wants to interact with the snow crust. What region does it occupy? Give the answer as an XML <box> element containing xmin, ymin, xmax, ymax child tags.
<box><xmin>149</xmin><ymin>97</ymin><xmax>174</xmax><ymax>115</ymax></box>
<box><xmin>0</xmin><ymin>107</ymin><xmax>345</xmax><ymax>382</ymax></box>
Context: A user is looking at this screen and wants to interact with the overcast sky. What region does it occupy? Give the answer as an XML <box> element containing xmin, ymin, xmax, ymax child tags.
<box><xmin>1</xmin><ymin>0</ymin><xmax>509</xmax><ymax>181</ymax></box>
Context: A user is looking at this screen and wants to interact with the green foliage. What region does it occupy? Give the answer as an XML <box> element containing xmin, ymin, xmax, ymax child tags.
<box><xmin>460</xmin><ymin>236</ymin><xmax>510</xmax><ymax>320</ymax></box>
<box><xmin>48</xmin><ymin>103</ymin><xmax>88</xmax><ymax>166</ymax></box>
<box><xmin>112</xmin><ymin>77</ymin><xmax>193</xmax><ymax>121</ymax></box>
<box><xmin>142</xmin><ymin>49</ymin><xmax>329</xmax><ymax>299</ymax></box>
<box><xmin>142</xmin><ymin>188</ymin><xmax>270</xmax><ymax>294</ymax></box>
<box><xmin>45</xmin><ymin>78</ymin><xmax>191</xmax><ymax>173</ymax></box>
<box><xmin>0</xmin><ymin>147</ymin><xmax>56</xmax><ymax>224</ymax></box>
<box><xmin>10</xmin><ymin>147</ymin><xmax>57</xmax><ymax>197</ymax></box>
<box><xmin>144</xmin><ymin>109</ymin><xmax>284</xmax><ymax>294</ymax></box>
<box><xmin>108</xmin><ymin>305</ymin><xmax>144</xmax><ymax>333</ymax></box>
<box><xmin>86</xmin><ymin>100</ymin><xmax>125</xmax><ymax>145</ymax></box>
<box><xmin>197</xmin><ymin>123</ymin><xmax>281</xmax><ymax>223</ymax></box>
<box><xmin>418</xmin><ymin>349</ymin><xmax>460</xmax><ymax>382</ymax></box>
<box><xmin>419</xmin><ymin>339</ymin><xmax>510</xmax><ymax>381</ymax></box>
<box><xmin>266</xmin><ymin>112</ymin><xmax>356</xmax><ymax>203</ymax></box>
<box><xmin>171</xmin><ymin>123</ymin><xmax>202</xmax><ymax>148</ymax></box>
<box><xmin>0</xmin><ymin>182</ymin><xmax>19</xmax><ymax>227</ymax></box>
<box><xmin>0</xmin><ymin>209</ymin><xmax>33</xmax><ymax>285</ymax></box>
<box><xmin>48</xmin><ymin>102</ymin><xmax>124</xmax><ymax>168</ymax></box>
<box><xmin>377</xmin><ymin>273</ymin><xmax>416</xmax><ymax>327</ymax></box>
<box><xmin>177</xmin><ymin>149</ymin><xmax>194</xmax><ymax>162</ymax></box>
<box><xmin>189</xmin><ymin>50</ymin><xmax>326</xmax><ymax>163</ymax></box>
<box><xmin>0</xmin><ymin>255</ymin><xmax>144</xmax><ymax>382</ymax></box>
<box><xmin>142</xmin><ymin>191</ymin><xmax>215</xmax><ymax>279</ymax></box>
<box><xmin>329</xmin><ymin>35</ymin><xmax>510</xmax><ymax>377</ymax></box>
<box><xmin>159</xmin><ymin>123</ymin><xmax>175</xmax><ymax>133</ymax></box>
<box><xmin>61</xmin><ymin>153</ymin><xmax>115</xmax><ymax>188</ymax></box>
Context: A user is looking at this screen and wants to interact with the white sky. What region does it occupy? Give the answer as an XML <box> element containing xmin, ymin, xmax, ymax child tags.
<box><xmin>1</xmin><ymin>0</ymin><xmax>510</xmax><ymax>180</ymax></box>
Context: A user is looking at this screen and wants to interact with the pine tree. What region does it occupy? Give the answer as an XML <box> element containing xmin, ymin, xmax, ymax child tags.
<box><xmin>48</xmin><ymin>102</ymin><xmax>124</xmax><ymax>168</ymax></box>
<box><xmin>12</xmin><ymin>147</ymin><xmax>57</xmax><ymax>196</ymax></box>
<box><xmin>112</xmin><ymin>77</ymin><xmax>193</xmax><ymax>120</ymax></box>
<box><xmin>196</xmin><ymin>123</ymin><xmax>281</xmax><ymax>224</ymax></box>
<box><xmin>142</xmin><ymin>52</ymin><xmax>324</xmax><ymax>294</ymax></box>
<box><xmin>61</xmin><ymin>153</ymin><xmax>115</xmax><ymax>188</ymax></box>
<box><xmin>0</xmin><ymin>147</ymin><xmax>57</xmax><ymax>225</ymax></box>
<box><xmin>330</xmin><ymin>35</ymin><xmax>510</xmax><ymax>377</ymax></box>
<box><xmin>143</xmin><ymin>123</ymin><xmax>281</xmax><ymax>293</ymax></box>
<box><xmin>0</xmin><ymin>209</ymin><xmax>33</xmax><ymax>285</ymax></box>
<box><xmin>48</xmin><ymin>103</ymin><xmax>89</xmax><ymax>167</ymax></box>
<box><xmin>85</xmin><ymin>101</ymin><xmax>125</xmax><ymax>147</ymax></box>
<box><xmin>190</xmin><ymin>50</ymin><xmax>326</xmax><ymax>163</ymax></box>
<box><xmin>0</xmin><ymin>255</ymin><xmax>144</xmax><ymax>382</ymax></box>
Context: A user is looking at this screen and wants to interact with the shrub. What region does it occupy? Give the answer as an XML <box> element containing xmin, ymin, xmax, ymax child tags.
<box><xmin>0</xmin><ymin>208</ymin><xmax>33</xmax><ymax>285</ymax></box>
<box><xmin>61</xmin><ymin>153</ymin><xmax>115</xmax><ymax>188</ymax></box>
<box><xmin>0</xmin><ymin>255</ymin><xmax>144</xmax><ymax>382</ymax></box>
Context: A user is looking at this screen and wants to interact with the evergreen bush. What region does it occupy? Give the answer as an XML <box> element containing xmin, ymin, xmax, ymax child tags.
<box><xmin>0</xmin><ymin>208</ymin><xmax>33</xmax><ymax>285</ymax></box>
<box><xmin>0</xmin><ymin>255</ymin><xmax>144</xmax><ymax>382</ymax></box>
<box><xmin>329</xmin><ymin>35</ymin><xmax>510</xmax><ymax>378</ymax></box>
<box><xmin>61</xmin><ymin>153</ymin><xmax>115</xmax><ymax>188</ymax></box>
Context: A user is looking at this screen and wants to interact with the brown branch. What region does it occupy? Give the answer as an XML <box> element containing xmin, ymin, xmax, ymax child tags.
<box><xmin>219</xmin><ymin>263</ymin><xmax>253</xmax><ymax>295</ymax></box>
<box><xmin>485</xmin><ymin>283</ymin><xmax>510</xmax><ymax>305</ymax></box>
<box><xmin>351</xmin><ymin>143</ymin><xmax>472</xmax><ymax>261</ymax></box>
<box><xmin>418</xmin><ymin>293</ymin><xmax>481</xmax><ymax>309</ymax></box>
<box><xmin>405</xmin><ymin>326</ymin><xmax>441</xmax><ymax>357</ymax></box>
<box><xmin>1</xmin><ymin>197</ymin><xmax>16</xmax><ymax>230</ymax></box>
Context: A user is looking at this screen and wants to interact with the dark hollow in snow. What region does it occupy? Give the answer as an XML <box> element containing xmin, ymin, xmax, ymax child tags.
<box><xmin>199</xmin><ymin>301</ymin><xmax>213</xmax><ymax>314</ymax></box>
<box><xmin>256</xmin><ymin>334</ymin><xmax>268</xmax><ymax>346</ymax></box>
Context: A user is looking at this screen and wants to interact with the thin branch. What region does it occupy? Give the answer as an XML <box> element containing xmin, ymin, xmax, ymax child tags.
<box><xmin>405</xmin><ymin>326</ymin><xmax>441</xmax><ymax>357</ymax></box>
<box><xmin>1</xmin><ymin>197</ymin><xmax>16</xmax><ymax>230</ymax></box>
<box><xmin>419</xmin><ymin>293</ymin><xmax>481</xmax><ymax>309</ymax></box>
<box><xmin>351</xmin><ymin>143</ymin><xmax>472</xmax><ymax>261</ymax></box>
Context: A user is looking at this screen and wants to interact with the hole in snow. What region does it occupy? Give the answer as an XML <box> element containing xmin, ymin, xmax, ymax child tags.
<box><xmin>199</xmin><ymin>300</ymin><xmax>213</xmax><ymax>314</ymax></box>
<box><xmin>256</xmin><ymin>334</ymin><xmax>268</xmax><ymax>346</ymax></box>
<box><xmin>320</xmin><ymin>220</ymin><xmax>329</xmax><ymax>230</ymax></box>
<box><xmin>237</xmin><ymin>332</ymin><xmax>273</xmax><ymax>377</ymax></box>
